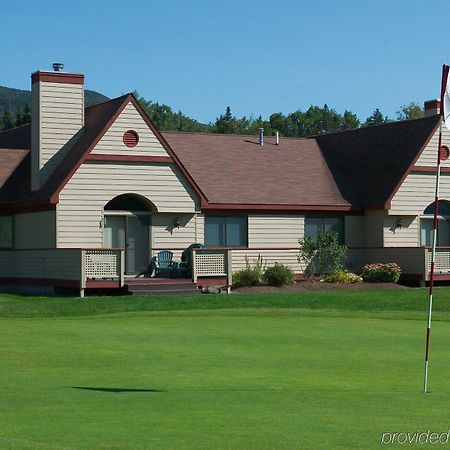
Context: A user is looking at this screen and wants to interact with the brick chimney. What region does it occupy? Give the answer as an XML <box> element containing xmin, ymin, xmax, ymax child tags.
<box><xmin>424</xmin><ymin>99</ymin><xmax>440</xmax><ymax>117</ymax></box>
<box><xmin>31</xmin><ymin>64</ymin><xmax>84</xmax><ymax>190</ymax></box>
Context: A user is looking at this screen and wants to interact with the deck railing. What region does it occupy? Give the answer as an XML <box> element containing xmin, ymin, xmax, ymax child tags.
<box><xmin>191</xmin><ymin>246</ymin><xmax>450</xmax><ymax>286</ymax></box>
<box><xmin>426</xmin><ymin>247</ymin><xmax>450</xmax><ymax>276</ymax></box>
<box><xmin>192</xmin><ymin>248</ymin><xmax>233</xmax><ymax>293</ymax></box>
<box><xmin>80</xmin><ymin>249</ymin><xmax>125</xmax><ymax>294</ymax></box>
<box><xmin>0</xmin><ymin>248</ymin><xmax>124</xmax><ymax>296</ymax></box>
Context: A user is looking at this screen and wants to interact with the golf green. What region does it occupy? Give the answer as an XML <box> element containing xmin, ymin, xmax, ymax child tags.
<box><xmin>1</xmin><ymin>305</ymin><xmax>450</xmax><ymax>449</ymax></box>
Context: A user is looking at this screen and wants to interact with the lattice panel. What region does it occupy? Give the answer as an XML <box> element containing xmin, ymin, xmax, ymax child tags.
<box><xmin>85</xmin><ymin>250</ymin><xmax>120</xmax><ymax>277</ymax></box>
<box><xmin>195</xmin><ymin>251</ymin><xmax>226</xmax><ymax>276</ymax></box>
<box><xmin>431</xmin><ymin>251</ymin><xmax>450</xmax><ymax>273</ymax></box>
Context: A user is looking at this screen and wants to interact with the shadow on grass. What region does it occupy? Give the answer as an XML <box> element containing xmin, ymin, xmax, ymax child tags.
<box><xmin>70</xmin><ymin>386</ymin><xmax>164</xmax><ymax>393</ymax></box>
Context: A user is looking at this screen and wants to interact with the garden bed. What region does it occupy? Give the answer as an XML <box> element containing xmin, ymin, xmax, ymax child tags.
<box><xmin>233</xmin><ymin>280</ymin><xmax>408</xmax><ymax>293</ymax></box>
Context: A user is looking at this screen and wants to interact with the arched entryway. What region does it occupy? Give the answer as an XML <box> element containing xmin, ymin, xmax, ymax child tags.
<box><xmin>103</xmin><ymin>194</ymin><xmax>155</xmax><ymax>275</ymax></box>
<box><xmin>420</xmin><ymin>200</ymin><xmax>450</xmax><ymax>246</ymax></box>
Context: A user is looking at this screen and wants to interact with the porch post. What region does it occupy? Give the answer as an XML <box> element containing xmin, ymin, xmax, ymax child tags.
<box><xmin>80</xmin><ymin>249</ymin><xmax>86</xmax><ymax>297</ymax></box>
<box><xmin>192</xmin><ymin>249</ymin><xmax>197</xmax><ymax>283</ymax></box>
<box><xmin>226</xmin><ymin>249</ymin><xmax>232</xmax><ymax>294</ymax></box>
<box><xmin>119</xmin><ymin>249</ymin><xmax>125</xmax><ymax>287</ymax></box>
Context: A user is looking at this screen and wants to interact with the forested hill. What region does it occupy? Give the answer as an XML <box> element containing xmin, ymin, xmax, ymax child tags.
<box><xmin>0</xmin><ymin>84</ymin><xmax>424</xmax><ymax>136</ymax></box>
<box><xmin>0</xmin><ymin>85</ymin><xmax>109</xmax><ymax>118</ymax></box>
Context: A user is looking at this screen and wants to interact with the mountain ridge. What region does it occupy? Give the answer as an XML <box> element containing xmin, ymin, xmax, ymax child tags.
<box><xmin>0</xmin><ymin>85</ymin><xmax>110</xmax><ymax>118</ymax></box>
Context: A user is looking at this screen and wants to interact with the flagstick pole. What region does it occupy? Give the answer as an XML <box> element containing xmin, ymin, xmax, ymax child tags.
<box><xmin>424</xmin><ymin>118</ymin><xmax>442</xmax><ymax>394</ymax></box>
<box><xmin>423</xmin><ymin>64</ymin><xmax>448</xmax><ymax>394</ymax></box>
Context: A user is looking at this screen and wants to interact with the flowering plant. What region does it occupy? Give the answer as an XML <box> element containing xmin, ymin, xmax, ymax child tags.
<box><xmin>362</xmin><ymin>262</ymin><xmax>401</xmax><ymax>283</ymax></box>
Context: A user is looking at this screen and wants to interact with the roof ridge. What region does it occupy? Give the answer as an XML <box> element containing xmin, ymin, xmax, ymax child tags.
<box><xmin>316</xmin><ymin>114</ymin><xmax>440</xmax><ymax>138</ymax></box>
<box><xmin>84</xmin><ymin>93</ymin><xmax>131</xmax><ymax>111</ymax></box>
<box><xmin>162</xmin><ymin>130</ymin><xmax>311</xmax><ymax>140</ymax></box>
<box><xmin>0</xmin><ymin>122</ymin><xmax>30</xmax><ymax>136</ymax></box>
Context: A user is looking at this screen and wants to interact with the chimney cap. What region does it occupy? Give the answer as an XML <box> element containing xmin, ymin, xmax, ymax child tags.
<box><xmin>52</xmin><ymin>62</ymin><xmax>64</xmax><ymax>72</ymax></box>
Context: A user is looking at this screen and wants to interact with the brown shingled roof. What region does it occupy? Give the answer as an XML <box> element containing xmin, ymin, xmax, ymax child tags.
<box><xmin>163</xmin><ymin>132</ymin><xmax>351</xmax><ymax>209</ymax></box>
<box><xmin>316</xmin><ymin>115</ymin><xmax>440</xmax><ymax>207</ymax></box>
<box><xmin>0</xmin><ymin>94</ymin><xmax>441</xmax><ymax>212</ymax></box>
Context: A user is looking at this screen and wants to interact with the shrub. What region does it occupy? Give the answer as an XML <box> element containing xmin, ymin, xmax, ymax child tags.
<box><xmin>361</xmin><ymin>263</ymin><xmax>401</xmax><ymax>283</ymax></box>
<box><xmin>323</xmin><ymin>269</ymin><xmax>363</xmax><ymax>284</ymax></box>
<box><xmin>232</xmin><ymin>255</ymin><xmax>265</xmax><ymax>287</ymax></box>
<box><xmin>263</xmin><ymin>263</ymin><xmax>295</xmax><ymax>287</ymax></box>
<box><xmin>298</xmin><ymin>231</ymin><xmax>348</xmax><ymax>277</ymax></box>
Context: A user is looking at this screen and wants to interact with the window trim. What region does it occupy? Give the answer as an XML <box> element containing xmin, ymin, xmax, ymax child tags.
<box><xmin>204</xmin><ymin>215</ymin><xmax>248</xmax><ymax>247</ymax></box>
<box><xmin>304</xmin><ymin>215</ymin><xmax>345</xmax><ymax>244</ymax></box>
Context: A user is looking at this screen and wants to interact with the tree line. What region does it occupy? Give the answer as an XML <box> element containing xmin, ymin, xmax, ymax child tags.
<box><xmin>1</xmin><ymin>104</ymin><xmax>31</xmax><ymax>131</ymax></box>
<box><xmin>133</xmin><ymin>93</ymin><xmax>424</xmax><ymax>137</ymax></box>
<box><xmin>1</xmin><ymin>92</ymin><xmax>424</xmax><ymax>137</ymax></box>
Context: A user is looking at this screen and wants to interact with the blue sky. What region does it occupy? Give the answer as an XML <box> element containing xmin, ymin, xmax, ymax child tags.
<box><xmin>1</xmin><ymin>0</ymin><xmax>447</xmax><ymax>123</ymax></box>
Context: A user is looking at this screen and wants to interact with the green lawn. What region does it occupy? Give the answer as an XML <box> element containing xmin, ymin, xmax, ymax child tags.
<box><xmin>1</xmin><ymin>289</ymin><xmax>450</xmax><ymax>449</ymax></box>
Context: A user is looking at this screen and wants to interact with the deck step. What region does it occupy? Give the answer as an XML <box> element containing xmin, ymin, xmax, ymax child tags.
<box><xmin>128</xmin><ymin>288</ymin><xmax>200</xmax><ymax>296</ymax></box>
<box><xmin>125</xmin><ymin>278</ymin><xmax>199</xmax><ymax>296</ymax></box>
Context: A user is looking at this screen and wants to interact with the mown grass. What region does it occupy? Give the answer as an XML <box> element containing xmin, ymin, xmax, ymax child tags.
<box><xmin>1</xmin><ymin>287</ymin><xmax>450</xmax><ymax>319</ymax></box>
<box><xmin>2</xmin><ymin>289</ymin><xmax>450</xmax><ymax>449</ymax></box>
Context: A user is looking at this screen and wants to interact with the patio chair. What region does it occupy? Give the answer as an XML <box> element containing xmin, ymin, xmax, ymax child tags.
<box><xmin>154</xmin><ymin>250</ymin><xmax>176</xmax><ymax>278</ymax></box>
<box><xmin>177</xmin><ymin>243</ymin><xmax>205</xmax><ymax>279</ymax></box>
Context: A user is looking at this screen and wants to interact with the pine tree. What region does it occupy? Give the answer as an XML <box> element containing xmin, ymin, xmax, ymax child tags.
<box><xmin>1</xmin><ymin>107</ymin><xmax>14</xmax><ymax>131</ymax></box>
<box><xmin>364</xmin><ymin>108</ymin><xmax>389</xmax><ymax>127</ymax></box>
<box><xmin>15</xmin><ymin>106</ymin><xmax>24</xmax><ymax>127</ymax></box>
<box><xmin>22</xmin><ymin>104</ymin><xmax>31</xmax><ymax>125</ymax></box>
<box><xmin>214</xmin><ymin>106</ymin><xmax>238</xmax><ymax>134</ymax></box>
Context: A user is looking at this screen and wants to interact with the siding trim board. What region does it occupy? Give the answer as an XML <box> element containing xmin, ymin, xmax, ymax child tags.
<box><xmin>203</xmin><ymin>204</ymin><xmax>356</xmax><ymax>212</ymax></box>
<box><xmin>412</xmin><ymin>166</ymin><xmax>450</xmax><ymax>173</ymax></box>
<box><xmin>86</xmin><ymin>154</ymin><xmax>174</xmax><ymax>163</ymax></box>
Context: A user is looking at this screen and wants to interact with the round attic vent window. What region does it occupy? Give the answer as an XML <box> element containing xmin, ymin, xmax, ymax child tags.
<box><xmin>440</xmin><ymin>145</ymin><xmax>450</xmax><ymax>161</ymax></box>
<box><xmin>123</xmin><ymin>130</ymin><xmax>139</xmax><ymax>148</ymax></box>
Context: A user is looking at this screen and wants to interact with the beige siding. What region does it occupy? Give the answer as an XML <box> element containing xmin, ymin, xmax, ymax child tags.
<box><xmin>195</xmin><ymin>214</ymin><xmax>205</xmax><ymax>243</ymax></box>
<box><xmin>347</xmin><ymin>247</ymin><xmax>426</xmax><ymax>274</ymax></box>
<box><xmin>364</xmin><ymin>210</ymin><xmax>385</xmax><ymax>247</ymax></box>
<box><xmin>390</xmin><ymin>173</ymin><xmax>450</xmax><ymax>215</ymax></box>
<box><xmin>0</xmin><ymin>249</ymin><xmax>81</xmax><ymax>279</ymax></box>
<box><xmin>383</xmin><ymin>215</ymin><xmax>419</xmax><ymax>247</ymax></box>
<box><xmin>414</xmin><ymin>126</ymin><xmax>450</xmax><ymax>167</ymax></box>
<box><xmin>14</xmin><ymin>211</ymin><xmax>56</xmax><ymax>249</ymax></box>
<box><xmin>248</xmin><ymin>215</ymin><xmax>304</xmax><ymax>248</ymax></box>
<box><xmin>151</xmin><ymin>213</ymin><xmax>199</xmax><ymax>259</ymax></box>
<box><xmin>91</xmin><ymin>102</ymin><xmax>169</xmax><ymax>157</ymax></box>
<box><xmin>57</xmin><ymin>162</ymin><xmax>198</xmax><ymax>247</ymax></box>
<box><xmin>231</xmin><ymin>249</ymin><xmax>305</xmax><ymax>273</ymax></box>
<box><xmin>345</xmin><ymin>216</ymin><xmax>364</xmax><ymax>247</ymax></box>
<box><xmin>31</xmin><ymin>81</ymin><xmax>84</xmax><ymax>189</ymax></box>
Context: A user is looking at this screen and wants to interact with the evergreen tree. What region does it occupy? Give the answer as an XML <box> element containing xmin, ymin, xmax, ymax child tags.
<box><xmin>214</xmin><ymin>106</ymin><xmax>238</xmax><ymax>134</ymax></box>
<box><xmin>15</xmin><ymin>106</ymin><xmax>24</xmax><ymax>127</ymax></box>
<box><xmin>22</xmin><ymin>104</ymin><xmax>31</xmax><ymax>125</ymax></box>
<box><xmin>340</xmin><ymin>110</ymin><xmax>360</xmax><ymax>130</ymax></box>
<box><xmin>363</xmin><ymin>108</ymin><xmax>389</xmax><ymax>127</ymax></box>
<box><xmin>1</xmin><ymin>107</ymin><xmax>14</xmax><ymax>131</ymax></box>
